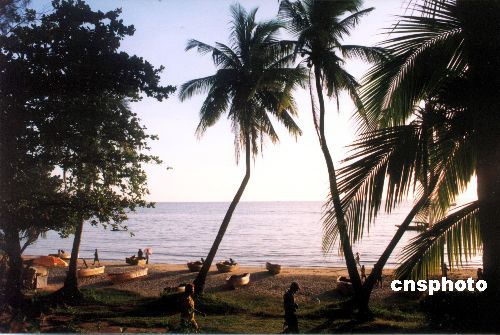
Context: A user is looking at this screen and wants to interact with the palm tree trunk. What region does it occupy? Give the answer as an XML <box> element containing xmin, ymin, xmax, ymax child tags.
<box><xmin>194</xmin><ymin>133</ymin><xmax>251</xmax><ymax>295</ymax></box>
<box><xmin>459</xmin><ymin>0</ymin><xmax>500</xmax><ymax>302</ymax></box>
<box><xmin>60</xmin><ymin>219</ymin><xmax>84</xmax><ymax>300</ymax></box>
<box><xmin>313</xmin><ymin>67</ymin><xmax>363</xmax><ymax>299</ymax></box>
<box><xmin>360</xmin><ymin>195</ymin><xmax>428</xmax><ymax>308</ymax></box>
<box><xmin>4</xmin><ymin>226</ymin><xmax>24</xmax><ymax>307</ymax></box>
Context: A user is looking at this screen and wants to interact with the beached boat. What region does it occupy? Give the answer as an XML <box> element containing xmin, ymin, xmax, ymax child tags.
<box><xmin>48</xmin><ymin>251</ymin><xmax>71</xmax><ymax>260</ymax></box>
<box><xmin>32</xmin><ymin>256</ymin><xmax>68</xmax><ymax>267</ymax></box>
<box><xmin>336</xmin><ymin>276</ymin><xmax>354</xmax><ymax>296</ymax></box>
<box><xmin>163</xmin><ymin>284</ymin><xmax>187</xmax><ymax>293</ymax></box>
<box><xmin>216</xmin><ymin>261</ymin><xmax>239</xmax><ymax>273</ymax></box>
<box><xmin>126</xmin><ymin>257</ymin><xmax>146</xmax><ymax>266</ymax></box>
<box><xmin>226</xmin><ymin>273</ymin><xmax>250</xmax><ymax>289</ymax></box>
<box><xmin>265</xmin><ymin>262</ymin><xmax>282</xmax><ymax>275</ymax></box>
<box><xmin>108</xmin><ymin>267</ymin><xmax>148</xmax><ymax>283</ymax></box>
<box><xmin>396</xmin><ymin>221</ymin><xmax>428</xmax><ymax>231</ymax></box>
<box><xmin>78</xmin><ymin>266</ymin><xmax>105</xmax><ymax>278</ymax></box>
<box><xmin>187</xmin><ymin>261</ymin><xmax>203</xmax><ymax>272</ymax></box>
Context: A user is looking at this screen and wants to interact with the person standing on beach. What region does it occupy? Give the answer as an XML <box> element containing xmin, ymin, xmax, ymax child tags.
<box><xmin>355</xmin><ymin>252</ymin><xmax>361</xmax><ymax>268</ymax></box>
<box><xmin>441</xmin><ymin>262</ymin><xmax>448</xmax><ymax>278</ymax></box>
<box><xmin>180</xmin><ymin>284</ymin><xmax>199</xmax><ymax>331</ymax></box>
<box><xmin>138</xmin><ymin>249</ymin><xmax>144</xmax><ymax>259</ymax></box>
<box><xmin>93</xmin><ymin>249</ymin><xmax>100</xmax><ymax>266</ymax></box>
<box><xmin>283</xmin><ymin>282</ymin><xmax>300</xmax><ymax>333</ymax></box>
<box><xmin>360</xmin><ymin>265</ymin><xmax>367</xmax><ymax>282</ymax></box>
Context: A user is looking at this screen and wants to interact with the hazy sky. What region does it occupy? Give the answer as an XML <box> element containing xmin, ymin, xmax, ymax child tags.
<box><xmin>34</xmin><ymin>0</ymin><xmax>477</xmax><ymax>202</ymax></box>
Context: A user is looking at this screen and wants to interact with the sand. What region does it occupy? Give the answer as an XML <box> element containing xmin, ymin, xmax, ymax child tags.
<box><xmin>38</xmin><ymin>259</ymin><xmax>479</xmax><ymax>302</ymax></box>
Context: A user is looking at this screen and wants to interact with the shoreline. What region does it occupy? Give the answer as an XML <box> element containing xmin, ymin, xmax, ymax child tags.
<box><xmin>28</xmin><ymin>257</ymin><xmax>479</xmax><ymax>299</ymax></box>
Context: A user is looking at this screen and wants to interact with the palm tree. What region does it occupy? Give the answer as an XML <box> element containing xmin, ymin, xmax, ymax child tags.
<box><xmin>333</xmin><ymin>0</ymin><xmax>500</xmax><ymax>311</ymax></box>
<box><xmin>335</xmin><ymin>94</ymin><xmax>476</xmax><ymax>308</ymax></box>
<box><xmin>179</xmin><ymin>4</ymin><xmax>305</xmax><ymax>294</ymax></box>
<box><xmin>278</xmin><ymin>0</ymin><xmax>385</xmax><ymax>312</ymax></box>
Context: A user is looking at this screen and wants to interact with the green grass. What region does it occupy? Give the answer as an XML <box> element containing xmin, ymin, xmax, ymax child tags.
<box><xmin>31</xmin><ymin>288</ymin><xmax>431</xmax><ymax>333</ymax></box>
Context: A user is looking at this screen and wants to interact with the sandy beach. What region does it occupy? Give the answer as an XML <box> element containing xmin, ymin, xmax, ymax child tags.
<box><xmin>37</xmin><ymin>258</ymin><xmax>478</xmax><ymax>300</ymax></box>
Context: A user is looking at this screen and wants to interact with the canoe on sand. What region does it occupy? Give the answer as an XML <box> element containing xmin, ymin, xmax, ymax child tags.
<box><xmin>78</xmin><ymin>266</ymin><xmax>105</xmax><ymax>278</ymax></box>
<box><xmin>187</xmin><ymin>261</ymin><xmax>203</xmax><ymax>272</ymax></box>
<box><xmin>226</xmin><ymin>273</ymin><xmax>250</xmax><ymax>289</ymax></box>
<box><xmin>336</xmin><ymin>276</ymin><xmax>354</xmax><ymax>295</ymax></box>
<box><xmin>108</xmin><ymin>267</ymin><xmax>148</xmax><ymax>283</ymax></box>
<box><xmin>216</xmin><ymin>261</ymin><xmax>239</xmax><ymax>273</ymax></box>
<box><xmin>32</xmin><ymin>256</ymin><xmax>68</xmax><ymax>267</ymax></box>
<box><xmin>265</xmin><ymin>262</ymin><xmax>281</xmax><ymax>275</ymax></box>
<box><xmin>126</xmin><ymin>257</ymin><xmax>146</xmax><ymax>266</ymax></box>
<box><xmin>48</xmin><ymin>251</ymin><xmax>71</xmax><ymax>260</ymax></box>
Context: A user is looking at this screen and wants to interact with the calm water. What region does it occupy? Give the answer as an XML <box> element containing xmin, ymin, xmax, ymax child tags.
<box><xmin>26</xmin><ymin>201</ymin><xmax>482</xmax><ymax>268</ymax></box>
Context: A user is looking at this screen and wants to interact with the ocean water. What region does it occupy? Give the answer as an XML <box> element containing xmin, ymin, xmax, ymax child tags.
<box><xmin>26</xmin><ymin>201</ymin><xmax>482</xmax><ymax>268</ymax></box>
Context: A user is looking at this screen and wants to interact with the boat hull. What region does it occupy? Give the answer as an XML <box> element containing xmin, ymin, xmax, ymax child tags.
<box><xmin>78</xmin><ymin>266</ymin><xmax>105</xmax><ymax>278</ymax></box>
<box><xmin>108</xmin><ymin>268</ymin><xmax>148</xmax><ymax>283</ymax></box>
<box><xmin>265</xmin><ymin>262</ymin><xmax>281</xmax><ymax>275</ymax></box>
<box><xmin>216</xmin><ymin>262</ymin><xmax>238</xmax><ymax>273</ymax></box>
<box><xmin>187</xmin><ymin>262</ymin><xmax>203</xmax><ymax>272</ymax></box>
<box><xmin>226</xmin><ymin>273</ymin><xmax>250</xmax><ymax>288</ymax></box>
<box><xmin>336</xmin><ymin>276</ymin><xmax>354</xmax><ymax>296</ymax></box>
<box><xmin>33</xmin><ymin>256</ymin><xmax>68</xmax><ymax>267</ymax></box>
<box><xmin>126</xmin><ymin>257</ymin><xmax>146</xmax><ymax>266</ymax></box>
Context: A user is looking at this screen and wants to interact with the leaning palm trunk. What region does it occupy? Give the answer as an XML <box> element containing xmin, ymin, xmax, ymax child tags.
<box><xmin>313</xmin><ymin>67</ymin><xmax>363</xmax><ymax>303</ymax></box>
<box><xmin>360</xmin><ymin>195</ymin><xmax>428</xmax><ymax>308</ymax></box>
<box><xmin>194</xmin><ymin>134</ymin><xmax>251</xmax><ymax>295</ymax></box>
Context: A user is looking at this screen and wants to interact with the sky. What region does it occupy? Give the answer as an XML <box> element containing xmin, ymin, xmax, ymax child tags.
<box><xmin>33</xmin><ymin>0</ymin><xmax>477</xmax><ymax>202</ymax></box>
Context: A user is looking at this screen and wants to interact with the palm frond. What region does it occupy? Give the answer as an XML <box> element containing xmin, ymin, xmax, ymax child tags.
<box><xmin>395</xmin><ymin>201</ymin><xmax>481</xmax><ymax>280</ymax></box>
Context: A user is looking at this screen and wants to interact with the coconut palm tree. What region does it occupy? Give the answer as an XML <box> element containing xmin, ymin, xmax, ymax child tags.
<box><xmin>179</xmin><ymin>4</ymin><xmax>305</xmax><ymax>294</ymax></box>
<box><xmin>332</xmin><ymin>0</ymin><xmax>500</xmax><ymax>310</ymax></box>
<box><xmin>335</xmin><ymin>92</ymin><xmax>477</xmax><ymax>308</ymax></box>
<box><xmin>278</xmin><ymin>0</ymin><xmax>385</xmax><ymax>312</ymax></box>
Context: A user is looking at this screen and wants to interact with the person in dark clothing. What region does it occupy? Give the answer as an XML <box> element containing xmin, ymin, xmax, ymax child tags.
<box><xmin>283</xmin><ymin>281</ymin><xmax>300</xmax><ymax>333</ymax></box>
<box><xmin>138</xmin><ymin>249</ymin><xmax>144</xmax><ymax>259</ymax></box>
<box><xmin>93</xmin><ymin>249</ymin><xmax>100</xmax><ymax>266</ymax></box>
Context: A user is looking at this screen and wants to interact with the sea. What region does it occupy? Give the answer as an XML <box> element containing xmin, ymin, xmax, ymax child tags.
<box><xmin>26</xmin><ymin>201</ymin><xmax>482</xmax><ymax>269</ymax></box>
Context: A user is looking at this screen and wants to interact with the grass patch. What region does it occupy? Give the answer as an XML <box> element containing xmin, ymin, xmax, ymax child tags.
<box><xmin>81</xmin><ymin>288</ymin><xmax>150</xmax><ymax>307</ymax></box>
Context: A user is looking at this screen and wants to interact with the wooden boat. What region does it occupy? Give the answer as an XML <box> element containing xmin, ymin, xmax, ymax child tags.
<box><xmin>226</xmin><ymin>273</ymin><xmax>250</xmax><ymax>289</ymax></box>
<box><xmin>265</xmin><ymin>262</ymin><xmax>282</xmax><ymax>275</ymax></box>
<box><xmin>126</xmin><ymin>257</ymin><xmax>146</xmax><ymax>266</ymax></box>
<box><xmin>216</xmin><ymin>261</ymin><xmax>239</xmax><ymax>273</ymax></box>
<box><xmin>32</xmin><ymin>256</ymin><xmax>68</xmax><ymax>267</ymax></box>
<box><xmin>48</xmin><ymin>251</ymin><xmax>71</xmax><ymax>260</ymax></box>
<box><xmin>163</xmin><ymin>284</ymin><xmax>187</xmax><ymax>293</ymax></box>
<box><xmin>78</xmin><ymin>266</ymin><xmax>105</xmax><ymax>278</ymax></box>
<box><xmin>396</xmin><ymin>221</ymin><xmax>427</xmax><ymax>231</ymax></box>
<box><xmin>187</xmin><ymin>261</ymin><xmax>203</xmax><ymax>272</ymax></box>
<box><xmin>336</xmin><ymin>276</ymin><xmax>354</xmax><ymax>296</ymax></box>
<box><xmin>30</xmin><ymin>265</ymin><xmax>48</xmax><ymax>276</ymax></box>
<box><xmin>108</xmin><ymin>267</ymin><xmax>148</xmax><ymax>283</ymax></box>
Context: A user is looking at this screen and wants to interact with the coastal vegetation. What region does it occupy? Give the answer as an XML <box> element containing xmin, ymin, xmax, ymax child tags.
<box><xmin>1</xmin><ymin>0</ymin><xmax>499</xmax><ymax>333</ymax></box>
<box><xmin>0</xmin><ymin>0</ymin><xmax>174</xmax><ymax>304</ymax></box>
